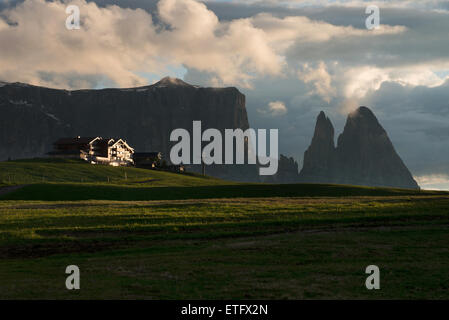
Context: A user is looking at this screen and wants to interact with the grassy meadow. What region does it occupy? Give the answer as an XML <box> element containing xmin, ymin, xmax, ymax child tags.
<box><xmin>0</xmin><ymin>158</ymin><xmax>226</xmax><ymax>187</ymax></box>
<box><xmin>0</xmin><ymin>159</ymin><xmax>448</xmax><ymax>299</ymax></box>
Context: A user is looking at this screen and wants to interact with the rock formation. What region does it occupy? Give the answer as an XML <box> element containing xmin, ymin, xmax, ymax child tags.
<box><xmin>299</xmin><ymin>111</ymin><xmax>336</xmax><ymax>183</ymax></box>
<box><xmin>263</xmin><ymin>154</ymin><xmax>299</xmax><ymax>183</ymax></box>
<box><xmin>299</xmin><ymin>107</ymin><xmax>419</xmax><ymax>189</ymax></box>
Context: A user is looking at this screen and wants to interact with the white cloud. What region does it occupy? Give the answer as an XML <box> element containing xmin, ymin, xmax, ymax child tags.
<box><xmin>0</xmin><ymin>0</ymin><xmax>284</xmax><ymax>88</ymax></box>
<box><xmin>298</xmin><ymin>61</ymin><xmax>336</xmax><ymax>103</ymax></box>
<box><xmin>337</xmin><ymin>65</ymin><xmax>449</xmax><ymax>112</ymax></box>
<box><xmin>257</xmin><ymin>100</ymin><xmax>287</xmax><ymax>116</ymax></box>
<box><xmin>0</xmin><ymin>0</ymin><xmax>409</xmax><ymax>89</ymax></box>
<box><xmin>0</xmin><ymin>0</ymin><xmax>158</xmax><ymax>88</ymax></box>
<box><xmin>250</xmin><ymin>13</ymin><xmax>406</xmax><ymax>50</ymax></box>
<box><xmin>415</xmin><ymin>174</ymin><xmax>449</xmax><ymax>191</ymax></box>
<box><xmin>261</xmin><ymin>100</ymin><xmax>287</xmax><ymax>116</ymax></box>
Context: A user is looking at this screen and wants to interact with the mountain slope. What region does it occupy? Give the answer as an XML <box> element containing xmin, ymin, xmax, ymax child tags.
<box><xmin>0</xmin><ymin>158</ymin><xmax>228</xmax><ymax>187</ymax></box>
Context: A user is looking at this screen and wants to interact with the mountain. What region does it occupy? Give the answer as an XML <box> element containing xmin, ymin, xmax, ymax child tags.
<box><xmin>299</xmin><ymin>111</ymin><xmax>336</xmax><ymax>183</ymax></box>
<box><xmin>0</xmin><ymin>77</ymin><xmax>257</xmax><ymax>181</ymax></box>
<box><xmin>299</xmin><ymin>107</ymin><xmax>419</xmax><ymax>189</ymax></box>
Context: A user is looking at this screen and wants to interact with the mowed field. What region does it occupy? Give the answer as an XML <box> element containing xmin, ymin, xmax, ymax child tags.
<box><xmin>0</xmin><ymin>159</ymin><xmax>448</xmax><ymax>299</ymax></box>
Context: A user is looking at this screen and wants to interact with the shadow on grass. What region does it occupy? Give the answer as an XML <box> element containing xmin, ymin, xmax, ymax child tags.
<box><xmin>0</xmin><ymin>183</ymin><xmax>443</xmax><ymax>201</ymax></box>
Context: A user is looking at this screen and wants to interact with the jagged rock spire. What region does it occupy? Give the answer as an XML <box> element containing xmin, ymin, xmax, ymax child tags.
<box><xmin>299</xmin><ymin>111</ymin><xmax>336</xmax><ymax>183</ymax></box>
<box><xmin>299</xmin><ymin>107</ymin><xmax>419</xmax><ymax>189</ymax></box>
<box><xmin>335</xmin><ymin>106</ymin><xmax>419</xmax><ymax>189</ymax></box>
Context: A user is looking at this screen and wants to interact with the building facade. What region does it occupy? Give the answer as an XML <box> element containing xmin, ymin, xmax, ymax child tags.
<box><xmin>49</xmin><ymin>136</ymin><xmax>134</xmax><ymax>166</ymax></box>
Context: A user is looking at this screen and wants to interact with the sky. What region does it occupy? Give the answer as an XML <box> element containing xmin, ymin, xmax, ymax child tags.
<box><xmin>0</xmin><ymin>0</ymin><xmax>448</xmax><ymax>189</ymax></box>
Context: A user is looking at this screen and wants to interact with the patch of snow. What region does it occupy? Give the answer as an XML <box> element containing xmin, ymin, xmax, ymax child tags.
<box><xmin>9</xmin><ymin>99</ymin><xmax>32</xmax><ymax>106</ymax></box>
<box><xmin>45</xmin><ymin>112</ymin><xmax>60</xmax><ymax>122</ymax></box>
<box><xmin>39</xmin><ymin>104</ymin><xmax>61</xmax><ymax>122</ymax></box>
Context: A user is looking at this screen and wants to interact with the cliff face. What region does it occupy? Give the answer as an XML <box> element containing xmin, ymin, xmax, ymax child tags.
<box><xmin>299</xmin><ymin>107</ymin><xmax>419</xmax><ymax>189</ymax></box>
<box><xmin>0</xmin><ymin>77</ymin><xmax>257</xmax><ymax>180</ymax></box>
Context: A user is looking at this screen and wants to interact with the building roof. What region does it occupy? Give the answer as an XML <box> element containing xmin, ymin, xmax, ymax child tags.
<box><xmin>110</xmin><ymin>139</ymin><xmax>134</xmax><ymax>151</ymax></box>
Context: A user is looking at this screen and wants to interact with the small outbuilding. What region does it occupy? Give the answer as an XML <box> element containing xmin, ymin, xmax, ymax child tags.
<box><xmin>133</xmin><ymin>152</ymin><xmax>162</xmax><ymax>168</ymax></box>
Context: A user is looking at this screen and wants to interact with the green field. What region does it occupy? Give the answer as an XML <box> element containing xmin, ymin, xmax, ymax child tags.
<box><xmin>0</xmin><ymin>158</ymin><xmax>227</xmax><ymax>187</ymax></box>
<box><xmin>0</xmin><ymin>159</ymin><xmax>448</xmax><ymax>299</ymax></box>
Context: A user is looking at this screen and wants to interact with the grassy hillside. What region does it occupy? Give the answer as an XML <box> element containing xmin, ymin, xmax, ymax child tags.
<box><xmin>0</xmin><ymin>158</ymin><xmax>228</xmax><ymax>187</ymax></box>
<box><xmin>1</xmin><ymin>159</ymin><xmax>446</xmax><ymax>201</ymax></box>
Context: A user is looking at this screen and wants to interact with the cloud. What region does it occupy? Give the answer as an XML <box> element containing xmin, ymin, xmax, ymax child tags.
<box><xmin>0</xmin><ymin>0</ymin><xmax>284</xmax><ymax>88</ymax></box>
<box><xmin>415</xmin><ymin>174</ymin><xmax>449</xmax><ymax>191</ymax></box>
<box><xmin>208</xmin><ymin>0</ymin><xmax>449</xmax><ymax>11</ymax></box>
<box><xmin>298</xmin><ymin>61</ymin><xmax>336</xmax><ymax>103</ymax></box>
<box><xmin>250</xmin><ymin>12</ymin><xmax>405</xmax><ymax>49</ymax></box>
<box><xmin>268</xmin><ymin>101</ymin><xmax>287</xmax><ymax>115</ymax></box>
<box><xmin>0</xmin><ymin>0</ymin><xmax>157</xmax><ymax>88</ymax></box>
<box><xmin>258</xmin><ymin>100</ymin><xmax>287</xmax><ymax>116</ymax></box>
<box><xmin>0</xmin><ymin>0</ymin><xmax>409</xmax><ymax>89</ymax></box>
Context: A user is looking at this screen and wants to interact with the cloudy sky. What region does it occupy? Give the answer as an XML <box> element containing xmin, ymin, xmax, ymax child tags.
<box><xmin>1</xmin><ymin>0</ymin><xmax>448</xmax><ymax>189</ymax></box>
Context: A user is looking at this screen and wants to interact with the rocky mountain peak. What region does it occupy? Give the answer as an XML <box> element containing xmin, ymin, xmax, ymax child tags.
<box><xmin>350</xmin><ymin>106</ymin><xmax>375</xmax><ymax>117</ymax></box>
<box><xmin>153</xmin><ymin>77</ymin><xmax>192</xmax><ymax>87</ymax></box>
<box><xmin>313</xmin><ymin>111</ymin><xmax>335</xmax><ymax>146</ymax></box>
<box><xmin>343</xmin><ymin>106</ymin><xmax>384</xmax><ymax>135</ymax></box>
<box><xmin>299</xmin><ymin>106</ymin><xmax>419</xmax><ymax>189</ymax></box>
<box><xmin>298</xmin><ymin>111</ymin><xmax>336</xmax><ymax>182</ymax></box>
